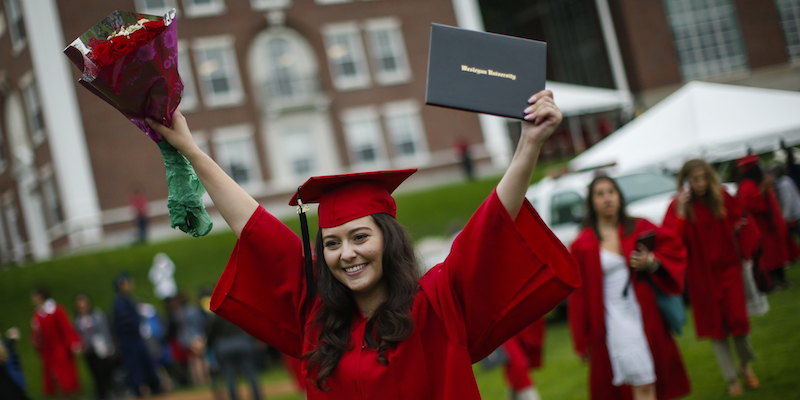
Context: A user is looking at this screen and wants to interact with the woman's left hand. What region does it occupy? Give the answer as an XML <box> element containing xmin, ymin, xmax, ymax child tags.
<box><xmin>629</xmin><ymin>243</ymin><xmax>655</xmax><ymax>271</ymax></box>
<box><xmin>522</xmin><ymin>90</ymin><xmax>562</xmax><ymax>146</ymax></box>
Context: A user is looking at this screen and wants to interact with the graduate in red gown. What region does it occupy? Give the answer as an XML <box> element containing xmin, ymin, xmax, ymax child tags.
<box><xmin>569</xmin><ymin>176</ymin><xmax>690</xmax><ymax>400</ymax></box>
<box><xmin>735</xmin><ymin>154</ymin><xmax>791</xmax><ymax>289</ymax></box>
<box><xmin>663</xmin><ymin>159</ymin><xmax>760</xmax><ymax>396</ymax></box>
<box><xmin>30</xmin><ymin>287</ymin><xmax>82</xmax><ymax>399</ymax></box>
<box><xmin>501</xmin><ymin>319</ymin><xmax>545</xmax><ymax>400</ymax></box>
<box><xmin>146</xmin><ymin>90</ymin><xmax>580</xmax><ymax>399</ymax></box>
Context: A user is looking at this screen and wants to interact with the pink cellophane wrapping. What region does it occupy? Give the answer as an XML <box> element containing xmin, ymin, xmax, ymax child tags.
<box><xmin>64</xmin><ymin>9</ymin><xmax>182</xmax><ymax>142</ymax></box>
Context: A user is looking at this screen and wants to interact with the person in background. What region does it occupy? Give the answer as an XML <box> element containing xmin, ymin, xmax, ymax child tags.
<box><xmin>736</xmin><ymin>155</ymin><xmax>791</xmax><ymax>290</ymax></box>
<box><xmin>205</xmin><ymin>300</ymin><xmax>262</xmax><ymax>400</ymax></box>
<box><xmin>73</xmin><ymin>294</ymin><xmax>116</xmax><ymax>400</ymax></box>
<box><xmin>174</xmin><ymin>292</ymin><xmax>210</xmax><ymax>386</ymax></box>
<box><xmin>30</xmin><ymin>287</ymin><xmax>83</xmax><ymax>400</ymax></box>
<box><xmin>501</xmin><ymin>319</ymin><xmax>545</xmax><ymax>400</ymax></box>
<box><xmin>454</xmin><ymin>138</ymin><xmax>475</xmax><ymax>181</ymax></box>
<box><xmin>1</xmin><ymin>326</ymin><xmax>29</xmax><ymax>400</ymax></box>
<box><xmin>663</xmin><ymin>159</ymin><xmax>760</xmax><ymax>396</ymax></box>
<box><xmin>129</xmin><ymin>187</ymin><xmax>149</xmax><ymax>244</ymax></box>
<box><xmin>112</xmin><ymin>273</ymin><xmax>162</xmax><ymax>397</ymax></box>
<box><xmin>767</xmin><ymin>163</ymin><xmax>800</xmax><ymax>266</ymax></box>
<box><xmin>569</xmin><ymin>175</ymin><xmax>690</xmax><ymax>400</ymax></box>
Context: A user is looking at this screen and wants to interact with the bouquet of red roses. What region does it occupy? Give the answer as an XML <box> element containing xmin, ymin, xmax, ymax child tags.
<box><xmin>65</xmin><ymin>9</ymin><xmax>212</xmax><ymax>237</ymax></box>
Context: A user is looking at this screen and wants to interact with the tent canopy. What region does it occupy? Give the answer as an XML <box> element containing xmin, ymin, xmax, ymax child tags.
<box><xmin>569</xmin><ymin>81</ymin><xmax>800</xmax><ymax>173</ymax></box>
<box><xmin>546</xmin><ymin>81</ymin><xmax>632</xmax><ymax>117</ymax></box>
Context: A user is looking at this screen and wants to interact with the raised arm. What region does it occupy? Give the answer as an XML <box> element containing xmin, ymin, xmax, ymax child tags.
<box><xmin>496</xmin><ymin>90</ymin><xmax>562</xmax><ymax>219</ymax></box>
<box><xmin>147</xmin><ymin>111</ymin><xmax>259</xmax><ymax>237</ymax></box>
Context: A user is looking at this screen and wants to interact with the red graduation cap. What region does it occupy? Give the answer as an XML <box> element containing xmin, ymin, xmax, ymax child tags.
<box><xmin>290</xmin><ymin>169</ymin><xmax>417</xmax><ymax>228</ymax></box>
<box><xmin>737</xmin><ymin>154</ymin><xmax>759</xmax><ymax>171</ymax></box>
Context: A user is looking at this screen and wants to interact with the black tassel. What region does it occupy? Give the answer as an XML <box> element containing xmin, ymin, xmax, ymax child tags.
<box><xmin>296</xmin><ymin>189</ymin><xmax>315</xmax><ymax>300</ymax></box>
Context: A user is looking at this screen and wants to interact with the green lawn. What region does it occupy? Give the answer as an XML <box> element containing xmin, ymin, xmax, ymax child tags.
<box><xmin>2</xmin><ymin>165</ymin><xmax>798</xmax><ymax>399</ymax></box>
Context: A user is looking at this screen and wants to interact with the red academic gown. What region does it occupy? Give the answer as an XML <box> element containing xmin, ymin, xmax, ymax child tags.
<box><xmin>568</xmin><ymin>219</ymin><xmax>691</xmax><ymax>400</ymax></box>
<box><xmin>31</xmin><ymin>301</ymin><xmax>82</xmax><ymax>396</ymax></box>
<box><xmin>211</xmin><ymin>190</ymin><xmax>580</xmax><ymax>399</ymax></box>
<box><xmin>502</xmin><ymin>318</ymin><xmax>545</xmax><ymax>391</ymax></box>
<box><xmin>737</xmin><ymin>178</ymin><xmax>790</xmax><ymax>271</ymax></box>
<box><xmin>663</xmin><ymin>192</ymin><xmax>750</xmax><ymax>340</ymax></box>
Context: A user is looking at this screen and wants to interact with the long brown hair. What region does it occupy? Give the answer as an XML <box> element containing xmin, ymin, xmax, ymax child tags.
<box><xmin>304</xmin><ymin>213</ymin><xmax>418</xmax><ymax>391</ymax></box>
<box><xmin>581</xmin><ymin>175</ymin><xmax>637</xmax><ymax>240</ymax></box>
<box><xmin>677</xmin><ymin>159</ymin><xmax>724</xmax><ymax>220</ymax></box>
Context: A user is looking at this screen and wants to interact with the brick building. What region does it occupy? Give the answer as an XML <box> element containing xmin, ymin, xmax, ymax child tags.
<box><xmin>0</xmin><ymin>0</ymin><xmax>508</xmax><ymax>263</ymax></box>
<box><xmin>481</xmin><ymin>0</ymin><xmax>800</xmax><ymax>159</ymax></box>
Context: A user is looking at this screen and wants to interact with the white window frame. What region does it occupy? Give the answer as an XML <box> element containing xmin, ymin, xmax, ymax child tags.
<box><xmin>341</xmin><ymin>106</ymin><xmax>388</xmax><ymax>169</ymax></box>
<box><xmin>212</xmin><ymin>125</ymin><xmax>263</xmax><ymax>190</ymax></box>
<box><xmin>177</xmin><ymin>41</ymin><xmax>199</xmax><ymax>112</ymax></box>
<box><xmin>19</xmin><ymin>73</ymin><xmax>46</xmax><ymax>147</ymax></box>
<box><xmin>134</xmin><ymin>0</ymin><xmax>177</xmax><ymax>16</ymax></box>
<box><xmin>364</xmin><ymin>18</ymin><xmax>411</xmax><ymax>85</ymax></box>
<box><xmin>251</xmin><ymin>0</ymin><xmax>292</xmax><ymax>10</ymax></box>
<box><xmin>776</xmin><ymin>0</ymin><xmax>800</xmax><ymax>61</ymax></box>
<box><xmin>382</xmin><ymin>100</ymin><xmax>429</xmax><ymax>165</ymax></box>
<box><xmin>281</xmin><ymin>128</ymin><xmax>316</xmax><ymax>176</ymax></box>
<box><xmin>192</xmin><ymin>35</ymin><xmax>245</xmax><ymax>108</ymax></box>
<box><xmin>322</xmin><ymin>22</ymin><xmax>372</xmax><ymax>91</ymax></box>
<box><xmin>182</xmin><ymin>0</ymin><xmax>226</xmax><ymax>18</ymax></box>
<box><xmin>4</xmin><ymin>0</ymin><xmax>26</xmax><ymax>54</ymax></box>
<box><xmin>38</xmin><ymin>165</ymin><xmax>63</xmax><ymax>229</ymax></box>
<box><xmin>664</xmin><ymin>0</ymin><xmax>748</xmax><ymax>79</ymax></box>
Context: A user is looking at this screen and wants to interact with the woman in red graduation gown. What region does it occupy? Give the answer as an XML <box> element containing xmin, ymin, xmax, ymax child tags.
<box><xmin>501</xmin><ymin>319</ymin><xmax>545</xmax><ymax>400</ymax></box>
<box><xmin>30</xmin><ymin>287</ymin><xmax>82</xmax><ymax>399</ymax></box>
<box><xmin>569</xmin><ymin>176</ymin><xmax>690</xmax><ymax>400</ymax></box>
<box><xmin>663</xmin><ymin>159</ymin><xmax>759</xmax><ymax>396</ymax></box>
<box><xmin>736</xmin><ymin>154</ymin><xmax>791</xmax><ymax>289</ymax></box>
<box><xmin>146</xmin><ymin>90</ymin><xmax>580</xmax><ymax>399</ymax></box>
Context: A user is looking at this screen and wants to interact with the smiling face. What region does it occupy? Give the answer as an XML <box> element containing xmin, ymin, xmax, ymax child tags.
<box><xmin>321</xmin><ymin>215</ymin><xmax>386</xmax><ymax>297</ymax></box>
<box><xmin>591</xmin><ymin>179</ymin><xmax>621</xmax><ymax>220</ymax></box>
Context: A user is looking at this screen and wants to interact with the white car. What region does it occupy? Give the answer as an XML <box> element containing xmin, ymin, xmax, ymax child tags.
<box><xmin>525</xmin><ymin>170</ymin><xmax>679</xmax><ymax>248</ymax></box>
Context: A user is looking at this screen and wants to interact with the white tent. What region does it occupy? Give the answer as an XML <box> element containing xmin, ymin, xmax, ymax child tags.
<box><xmin>546</xmin><ymin>81</ymin><xmax>632</xmax><ymax>117</ymax></box>
<box><xmin>569</xmin><ymin>81</ymin><xmax>800</xmax><ymax>173</ymax></box>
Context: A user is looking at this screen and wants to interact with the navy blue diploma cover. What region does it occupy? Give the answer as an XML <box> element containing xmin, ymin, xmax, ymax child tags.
<box><xmin>425</xmin><ymin>24</ymin><xmax>547</xmax><ymax>120</ymax></box>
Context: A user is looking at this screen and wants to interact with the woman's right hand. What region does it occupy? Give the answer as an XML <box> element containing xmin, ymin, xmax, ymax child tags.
<box><xmin>147</xmin><ymin>109</ymin><xmax>200</xmax><ymax>157</ymax></box>
<box><xmin>675</xmin><ymin>188</ymin><xmax>690</xmax><ymax>218</ymax></box>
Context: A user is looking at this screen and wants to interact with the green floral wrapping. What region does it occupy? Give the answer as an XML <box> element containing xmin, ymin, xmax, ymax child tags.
<box><xmin>158</xmin><ymin>141</ymin><xmax>213</xmax><ymax>237</ymax></box>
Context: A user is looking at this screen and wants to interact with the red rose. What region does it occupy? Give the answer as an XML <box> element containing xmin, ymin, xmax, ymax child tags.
<box><xmin>88</xmin><ymin>21</ymin><xmax>167</xmax><ymax>68</ymax></box>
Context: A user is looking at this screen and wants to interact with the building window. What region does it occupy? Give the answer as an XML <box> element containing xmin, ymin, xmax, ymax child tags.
<box><xmin>177</xmin><ymin>41</ymin><xmax>199</xmax><ymax>112</ymax></box>
<box><xmin>193</xmin><ymin>36</ymin><xmax>244</xmax><ymax>108</ymax></box>
<box><xmin>21</xmin><ymin>78</ymin><xmax>46</xmax><ymax>146</ymax></box>
<box><xmin>776</xmin><ymin>0</ymin><xmax>800</xmax><ymax>61</ymax></box>
<box><xmin>382</xmin><ymin>101</ymin><xmax>427</xmax><ymax>163</ymax></box>
<box><xmin>4</xmin><ymin>0</ymin><xmax>26</xmax><ymax>53</ymax></box>
<box><xmin>342</xmin><ymin>107</ymin><xmax>386</xmax><ymax>168</ymax></box>
<box><xmin>251</xmin><ymin>0</ymin><xmax>291</xmax><ymax>10</ymax></box>
<box><xmin>182</xmin><ymin>0</ymin><xmax>226</xmax><ymax>18</ymax></box>
<box><xmin>265</xmin><ymin>37</ymin><xmax>310</xmax><ymax>101</ymax></box>
<box><xmin>364</xmin><ymin>18</ymin><xmax>411</xmax><ymax>85</ymax></box>
<box><xmin>322</xmin><ymin>22</ymin><xmax>371</xmax><ymax>91</ymax></box>
<box><xmin>282</xmin><ymin>128</ymin><xmax>315</xmax><ymax>175</ymax></box>
<box><xmin>3</xmin><ymin>197</ymin><xmax>25</xmax><ymax>264</ymax></box>
<box><xmin>212</xmin><ymin>125</ymin><xmax>262</xmax><ymax>187</ymax></box>
<box><xmin>40</xmin><ymin>173</ymin><xmax>63</xmax><ymax>228</ymax></box>
<box><xmin>664</xmin><ymin>0</ymin><xmax>748</xmax><ymax>79</ymax></box>
<box><xmin>134</xmin><ymin>0</ymin><xmax>177</xmax><ymax>16</ymax></box>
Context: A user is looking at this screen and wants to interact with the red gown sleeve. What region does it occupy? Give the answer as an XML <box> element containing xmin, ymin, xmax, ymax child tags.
<box><xmin>55</xmin><ymin>306</ymin><xmax>82</xmax><ymax>351</ymax></box>
<box><xmin>640</xmin><ymin>219</ymin><xmax>687</xmax><ymax>295</ymax></box>
<box><xmin>567</xmin><ymin>232</ymin><xmax>591</xmax><ymax>357</ymax></box>
<box><xmin>210</xmin><ymin>207</ymin><xmax>309</xmax><ymax>358</ymax></box>
<box><xmin>419</xmin><ymin>189</ymin><xmax>580</xmax><ymax>363</ymax></box>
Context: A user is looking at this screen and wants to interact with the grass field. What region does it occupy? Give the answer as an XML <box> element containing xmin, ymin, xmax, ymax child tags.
<box><xmin>2</xmin><ymin>167</ymin><xmax>799</xmax><ymax>399</ymax></box>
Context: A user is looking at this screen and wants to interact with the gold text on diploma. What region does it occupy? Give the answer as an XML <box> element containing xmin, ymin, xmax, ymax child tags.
<box><xmin>460</xmin><ymin>65</ymin><xmax>517</xmax><ymax>81</ymax></box>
